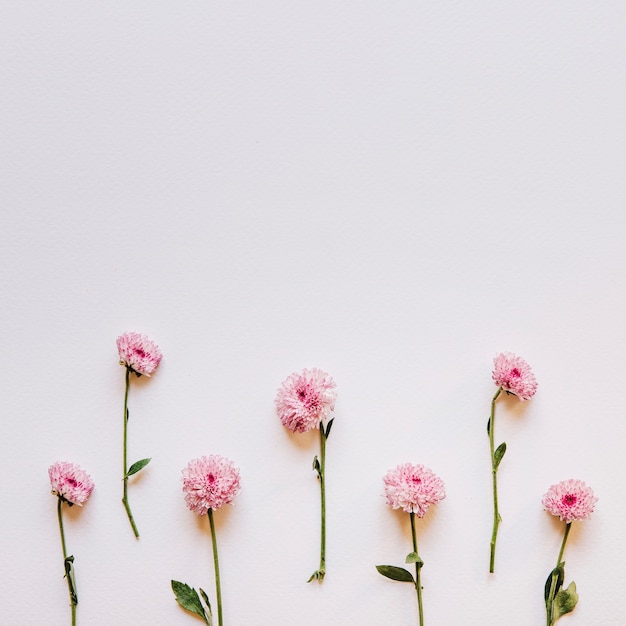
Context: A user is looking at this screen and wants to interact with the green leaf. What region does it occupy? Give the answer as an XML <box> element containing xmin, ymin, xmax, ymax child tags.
<box><xmin>375</xmin><ymin>565</ymin><xmax>415</xmax><ymax>583</ymax></box>
<box><xmin>323</xmin><ymin>418</ymin><xmax>335</xmax><ymax>439</ymax></box>
<box><xmin>554</xmin><ymin>582</ymin><xmax>578</xmax><ymax>620</ymax></box>
<box><xmin>126</xmin><ymin>458</ymin><xmax>151</xmax><ymax>478</ymax></box>
<box><xmin>493</xmin><ymin>442</ymin><xmax>507</xmax><ymax>469</ymax></box>
<box><xmin>544</xmin><ymin>564</ymin><xmax>564</xmax><ymax>602</ymax></box>
<box><xmin>405</xmin><ymin>552</ymin><xmax>423</xmax><ymax>568</ymax></box>
<box><xmin>198</xmin><ymin>588</ymin><xmax>213</xmax><ymax>621</ymax></box>
<box><xmin>171</xmin><ymin>580</ymin><xmax>211</xmax><ymax>625</ymax></box>
<box><xmin>312</xmin><ymin>456</ymin><xmax>321</xmax><ymax>475</ymax></box>
<box><xmin>64</xmin><ymin>556</ymin><xmax>77</xmax><ymax>606</ymax></box>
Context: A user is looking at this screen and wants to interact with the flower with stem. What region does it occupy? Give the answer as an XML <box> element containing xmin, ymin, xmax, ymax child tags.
<box><xmin>542</xmin><ymin>479</ymin><xmax>597</xmax><ymax>626</ymax></box>
<box><xmin>376</xmin><ymin>463</ymin><xmax>445</xmax><ymax>626</ymax></box>
<box><xmin>49</xmin><ymin>461</ymin><xmax>94</xmax><ymax>626</ymax></box>
<box><xmin>487</xmin><ymin>351</ymin><xmax>537</xmax><ymax>572</ymax></box>
<box><xmin>116</xmin><ymin>331</ymin><xmax>162</xmax><ymax>538</ymax></box>
<box><xmin>172</xmin><ymin>455</ymin><xmax>241</xmax><ymax>626</ymax></box>
<box><xmin>275</xmin><ymin>367</ymin><xmax>337</xmax><ymax>583</ymax></box>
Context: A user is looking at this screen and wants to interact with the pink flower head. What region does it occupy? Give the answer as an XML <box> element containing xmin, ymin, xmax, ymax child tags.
<box><xmin>48</xmin><ymin>461</ymin><xmax>94</xmax><ymax>506</ymax></box>
<box><xmin>275</xmin><ymin>368</ymin><xmax>337</xmax><ymax>433</ymax></box>
<box><xmin>383</xmin><ymin>463</ymin><xmax>446</xmax><ymax>517</ymax></box>
<box><xmin>182</xmin><ymin>455</ymin><xmax>241</xmax><ymax>516</ymax></box>
<box><xmin>117</xmin><ymin>332</ymin><xmax>162</xmax><ymax>377</ymax></box>
<box><xmin>542</xmin><ymin>479</ymin><xmax>598</xmax><ymax>524</ymax></box>
<box><xmin>492</xmin><ymin>352</ymin><xmax>537</xmax><ymax>401</ymax></box>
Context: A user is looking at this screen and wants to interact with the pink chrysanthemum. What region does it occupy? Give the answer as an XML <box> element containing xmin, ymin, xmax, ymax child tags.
<box><xmin>383</xmin><ymin>463</ymin><xmax>446</xmax><ymax>517</ymax></box>
<box><xmin>492</xmin><ymin>352</ymin><xmax>537</xmax><ymax>401</ymax></box>
<box><xmin>275</xmin><ymin>368</ymin><xmax>337</xmax><ymax>433</ymax></box>
<box><xmin>117</xmin><ymin>332</ymin><xmax>162</xmax><ymax>377</ymax></box>
<box><xmin>542</xmin><ymin>479</ymin><xmax>598</xmax><ymax>524</ymax></box>
<box><xmin>182</xmin><ymin>455</ymin><xmax>241</xmax><ymax>516</ymax></box>
<box><xmin>48</xmin><ymin>461</ymin><xmax>94</xmax><ymax>506</ymax></box>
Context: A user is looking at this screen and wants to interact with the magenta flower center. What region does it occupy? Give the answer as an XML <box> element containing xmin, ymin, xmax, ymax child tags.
<box><xmin>67</xmin><ymin>477</ymin><xmax>78</xmax><ymax>487</ymax></box>
<box><xmin>206</xmin><ymin>473</ymin><xmax>215</xmax><ymax>484</ymax></box>
<box><xmin>562</xmin><ymin>493</ymin><xmax>577</xmax><ymax>507</ymax></box>
<box><xmin>411</xmin><ymin>476</ymin><xmax>422</xmax><ymax>484</ymax></box>
<box><xmin>133</xmin><ymin>347</ymin><xmax>147</xmax><ymax>358</ymax></box>
<box><xmin>509</xmin><ymin>367</ymin><xmax>521</xmax><ymax>378</ymax></box>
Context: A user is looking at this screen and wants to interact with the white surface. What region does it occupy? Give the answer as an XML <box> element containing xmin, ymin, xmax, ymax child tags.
<box><xmin>1</xmin><ymin>2</ymin><xmax>625</xmax><ymax>624</ymax></box>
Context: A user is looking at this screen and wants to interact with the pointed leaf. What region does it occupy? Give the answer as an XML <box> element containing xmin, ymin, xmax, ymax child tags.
<box><xmin>544</xmin><ymin>564</ymin><xmax>564</xmax><ymax>602</ymax></box>
<box><xmin>554</xmin><ymin>582</ymin><xmax>578</xmax><ymax>620</ymax></box>
<box><xmin>324</xmin><ymin>418</ymin><xmax>335</xmax><ymax>439</ymax></box>
<box><xmin>126</xmin><ymin>458</ymin><xmax>151</xmax><ymax>478</ymax></box>
<box><xmin>493</xmin><ymin>443</ymin><xmax>507</xmax><ymax>469</ymax></box>
<box><xmin>171</xmin><ymin>580</ymin><xmax>210</xmax><ymax>625</ymax></box>
<box><xmin>198</xmin><ymin>587</ymin><xmax>213</xmax><ymax>626</ymax></box>
<box><xmin>375</xmin><ymin>565</ymin><xmax>415</xmax><ymax>583</ymax></box>
<box><xmin>312</xmin><ymin>456</ymin><xmax>321</xmax><ymax>476</ymax></box>
<box><xmin>198</xmin><ymin>588</ymin><xmax>213</xmax><ymax>625</ymax></box>
<box><xmin>64</xmin><ymin>556</ymin><xmax>77</xmax><ymax>605</ymax></box>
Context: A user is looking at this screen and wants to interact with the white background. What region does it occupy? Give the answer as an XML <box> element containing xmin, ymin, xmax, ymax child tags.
<box><xmin>1</xmin><ymin>2</ymin><xmax>625</xmax><ymax>624</ymax></box>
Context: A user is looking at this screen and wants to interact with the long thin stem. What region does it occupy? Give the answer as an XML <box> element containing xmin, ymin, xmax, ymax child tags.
<box><xmin>319</xmin><ymin>427</ymin><xmax>327</xmax><ymax>578</ymax></box>
<box><xmin>308</xmin><ymin>427</ymin><xmax>327</xmax><ymax>582</ymax></box>
<box><xmin>556</xmin><ymin>522</ymin><xmax>571</xmax><ymax>567</ymax></box>
<box><xmin>208</xmin><ymin>508</ymin><xmax>223</xmax><ymax>626</ymax></box>
<box><xmin>57</xmin><ymin>498</ymin><xmax>76</xmax><ymax>626</ymax></box>
<box><xmin>488</xmin><ymin>387</ymin><xmax>502</xmax><ymax>573</ymax></box>
<box><xmin>410</xmin><ymin>512</ymin><xmax>424</xmax><ymax>626</ymax></box>
<box><xmin>546</xmin><ymin>523</ymin><xmax>572</xmax><ymax>626</ymax></box>
<box><xmin>121</xmin><ymin>367</ymin><xmax>140</xmax><ymax>537</ymax></box>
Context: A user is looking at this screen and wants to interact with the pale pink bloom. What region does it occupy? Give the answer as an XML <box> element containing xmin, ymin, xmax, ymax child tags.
<box><xmin>542</xmin><ymin>479</ymin><xmax>598</xmax><ymax>524</ymax></box>
<box><xmin>49</xmin><ymin>461</ymin><xmax>94</xmax><ymax>506</ymax></box>
<box><xmin>117</xmin><ymin>332</ymin><xmax>162</xmax><ymax>377</ymax></box>
<box><xmin>383</xmin><ymin>463</ymin><xmax>446</xmax><ymax>517</ymax></box>
<box><xmin>492</xmin><ymin>352</ymin><xmax>537</xmax><ymax>401</ymax></box>
<box><xmin>275</xmin><ymin>368</ymin><xmax>336</xmax><ymax>433</ymax></box>
<box><xmin>182</xmin><ymin>455</ymin><xmax>241</xmax><ymax>516</ymax></box>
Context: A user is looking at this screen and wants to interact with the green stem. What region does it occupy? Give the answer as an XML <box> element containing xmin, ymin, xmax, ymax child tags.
<box><xmin>557</xmin><ymin>522</ymin><xmax>571</xmax><ymax>568</ymax></box>
<box><xmin>546</xmin><ymin>523</ymin><xmax>572</xmax><ymax>626</ymax></box>
<box><xmin>57</xmin><ymin>498</ymin><xmax>76</xmax><ymax>626</ymax></box>
<box><xmin>410</xmin><ymin>512</ymin><xmax>424</xmax><ymax>626</ymax></box>
<box><xmin>308</xmin><ymin>427</ymin><xmax>327</xmax><ymax>582</ymax></box>
<box><xmin>488</xmin><ymin>387</ymin><xmax>502</xmax><ymax>573</ymax></box>
<box><xmin>121</xmin><ymin>367</ymin><xmax>140</xmax><ymax>538</ymax></box>
<box><xmin>208</xmin><ymin>509</ymin><xmax>223</xmax><ymax>626</ymax></box>
<box><xmin>319</xmin><ymin>427</ymin><xmax>326</xmax><ymax>578</ymax></box>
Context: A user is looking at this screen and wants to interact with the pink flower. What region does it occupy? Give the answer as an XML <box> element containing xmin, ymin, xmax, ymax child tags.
<box><xmin>48</xmin><ymin>461</ymin><xmax>94</xmax><ymax>506</ymax></box>
<box><xmin>182</xmin><ymin>455</ymin><xmax>241</xmax><ymax>515</ymax></box>
<box><xmin>542</xmin><ymin>479</ymin><xmax>598</xmax><ymax>524</ymax></box>
<box><xmin>275</xmin><ymin>368</ymin><xmax>337</xmax><ymax>433</ymax></box>
<box><xmin>492</xmin><ymin>352</ymin><xmax>537</xmax><ymax>401</ymax></box>
<box><xmin>117</xmin><ymin>332</ymin><xmax>162</xmax><ymax>377</ymax></box>
<box><xmin>383</xmin><ymin>463</ymin><xmax>446</xmax><ymax>517</ymax></box>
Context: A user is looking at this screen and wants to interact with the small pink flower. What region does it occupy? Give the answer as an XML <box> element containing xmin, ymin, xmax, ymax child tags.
<box><xmin>182</xmin><ymin>455</ymin><xmax>241</xmax><ymax>515</ymax></box>
<box><xmin>383</xmin><ymin>463</ymin><xmax>446</xmax><ymax>517</ymax></box>
<box><xmin>542</xmin><ymin>479</ymin><xmax>598</xmax><ymax>524</ymax></box>
<box><xmin>492</xmin><ymin>352</ymin><xmax>537</xmax><ymax>401</ymax></box>
<box><xmin>117</xmin><ymin>332</ymin><xmax>162</xmax><ymax>377</ymax></box>
<box><xmin>49</xmin><ymin>461</ymin><xmax>94</xmax><ymax>506</ymax></box>
<box><xmin>275</xmin><ymin>368</ymin><xmax>337</xmax><ymax>433</ymax></box>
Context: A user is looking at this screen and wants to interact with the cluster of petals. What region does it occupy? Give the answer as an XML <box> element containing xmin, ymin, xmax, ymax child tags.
<box><xmin>275</xmin><ymin>368</ymin><xmax>337</xmax><ymax>433</ymax></box>
<box><xmin>49</xmin><ymin>461</ymin><xmax>94</xmax><ymax>506</ymax></box>
<box><xmin>117</xmin><ymin>331</ymin><xmax>163</xmax><ymax>377</ymax></box>
<box><xmin>542</xmin><ymin>479</ymin><xmax>598</xmax><ymax>524</ymax></box>
<box><xmin>492</xmin><ymin>351</ymin><xmax>538</xmax><ymax>401</ymax></box>
<box><xmin>182</xmin><ymin>455</ymin><xmax>241</xmax><ymax>515</ymax></box>
<box><xmin>383</xmin><ymin>463</ymin><xmax>446</xmax><ymax>517</ymax></box>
